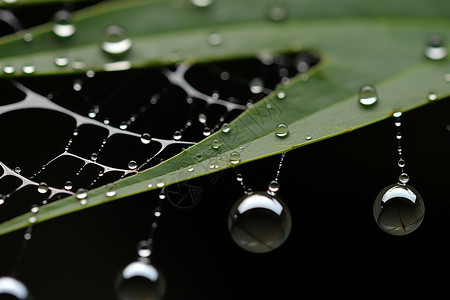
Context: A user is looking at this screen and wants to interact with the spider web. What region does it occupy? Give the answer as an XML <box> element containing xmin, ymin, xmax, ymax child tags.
<box><xmin>0</xmin><ymin>50</ymin><xmax>318</xmax><ymax>223</ymax></box>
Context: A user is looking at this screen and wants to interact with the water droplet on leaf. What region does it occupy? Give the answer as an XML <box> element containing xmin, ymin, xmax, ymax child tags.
<box><xmin>37</xmin><ymin>182</ymin><xmax>48</xmax><ymax>194</ymax></box>
<box><xmin>128</xmin><ymin>160</ymin><xmax>138</xmax><ymax>170</ymax></box>
<box><xmin>424</xmin><ymin>33</ymin><xmax>447</xmax><ymax>60</ymax></box>
<box><xmin>52</xmin><ymin>10</ymin><xmax>76</xmax><ymax>38</ymax></box>
<box><xmin>275</xmin><ymin>123</ymin><xmax>289</xmax><ymax>138</ymax></box>
<box><xmin>229</xmin><ymin>152</ymin><xmax>241</xmax><ymax>164</ymax></box>
<box><xmin>105</xmin><ymin>183</ymin><xmax>117</xmax><ymax>197</ymax></box>
<box><xmin>358</xmin><ymin>84</ymin><xmax>378</xmax><ymax>106</ymax></box>
<box><xmin>101</xmin><ymin>25</ymin><xmax>132</xmax><ymax>56</ymax></box>
<box><xmin>140</xmin><ymin>133</ymin><xmax>152</xmax><ymax>144</ymax></box>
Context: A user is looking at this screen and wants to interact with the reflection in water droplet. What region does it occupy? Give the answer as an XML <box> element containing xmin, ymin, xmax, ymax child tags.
<box><xmin>0</xmin><ymin>276</ymin><xmax>30</xmax><ymax>300</ymax></box>
<box><xmin>3</xmin><ymin>65</ymin><xmax>15</xmax><ymax>74</ymax></box>
<box><xmin>52</xmin><ymin>10</ymin><xmax>76</xmax><ymax>38</ymax></box>
<box><xmin>202</xmin><ymin>127</ymin><xmax>211</xmax><ymax>136</ymax></box>
<box><xmin>115</xmin><ymin>261</ymin><xmax>165</xmax><ymax>300</ymax></box>
<box><xmin>37</xmin><ymin>182</ymin><xmax>48</xmax><ymax>194</ymax></box>
<box><xmin>105</xmin><ymin>183</ymin><xmax>117</xmax><ymax>197</ymax></box>
<box><xmin>30</xmin><ymin>204</ymin><xmax>39</xmax><ymax>214</ymax></box>
<box><xmin>221</xmin><ymin>123</ymin><xmax>230</xmax><ymax>133</ymax></box>
<box><xmin>64</xmin><ymin>181</ymin><xmax>73</xmax><ymax>191</ymax></box>
<box><xmin>373</xmin><ymin>184</ymin><xmax>424</xmax><ymax>236</ymax></box>
<box><xmin>424</xmin><ymin>33</ymin><xmax>447</xmax><ymax>60</ymax></box>
<box><xmin>190</xmin><ymin>0</ymin><xmax>213</xmax><ymax>7</ymax></box>
<box><xmin>212</xmin><ymin>139</ymin><xmax>221</xmax><ymax>149</ymax></box>
<box><xmin>275</xmin><ymin>123</ymin><xmax>289</xmax><ymax>138</ymax></box>
<box><xmin>173</xmin><ymin>131</ymin><xmax>182</xmax><ymax>140</ymax></box>
<box><xmin>249</xmin><ymin>78</ymin><xmax>264</xmax><ymax>94</ymax></box>
<box><xmin>398</xmin><ymin>173</ymin><xmax>410</xmax><ymax>184</ymax></box>
<box><xmin>229</xmin><ymin>152</ymin><xmax>241</xmax><ymax>164</ymax></box>
<box><xmin>358</xmin><ymin>84</ymin><xmax>378</xmax><ymax>106</ymax></box>
<box><xmin>228</xmin><ymin>192</ymin><xmax>292</xmax><ymax>253</ymax></box>
<box><xmin>207</xmin><ymin>32</ymin><xmax>222</xmax><ymax>46</ymax></box>
<box><xmin>101</xmin><ymin>25</ymin><xmax>132</xmax><ymax>56</ymax></box>
<box><xmin>128</xmin><ymin>160</ymin><xmax>138</xmax><ymax>170</ymax></box>
<box><xmin>427</xmin><ymin>93</ymin><xmax>437</xmax><ymax>101</ymax></box>
<box><xmin>140</xmin><ymin>133</ymin><xmax>152</xmax><ymax>144</ymax></box>
<box><xmin>14</xmin><ymin>167</ymin><xmax>21</xmax><ymax>174</ymax></box>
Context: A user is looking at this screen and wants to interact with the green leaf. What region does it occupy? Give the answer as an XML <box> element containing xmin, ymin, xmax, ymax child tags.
<box><xmin>0</xmin><ymin>0</ymin><xmax>449</xmax><ymax>235</ymax></box>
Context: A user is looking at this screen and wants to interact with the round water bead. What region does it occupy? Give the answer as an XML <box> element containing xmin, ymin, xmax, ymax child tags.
<box><xmin>116</xmin><ymin>261</ymin><xmax>165</xmax><ymax>300</ymax></box>
<box><xmin>275</xmin><ymin>123</ymin><xmax>289</xmax><ymax>138</ymax></box>
<box><xmin>424</xmin><ymin>33</ymin><xmax>447</xmax><ymax>60</ymax></box>
<box><xmin>101</xmin><ymin>25</ymin><xmax>133</xmax><ymax>56</ymax></box>
<box><xmin>228</xmin><ymin>192</ymin><xmax>292</xmax><ymax>253</ymax></box>
<box><xmin>358</xmin><ymin>84</ymin><xmax>378</xmax><ymax>106</ymax></box>
<box><xmin>0</xmin><ymin>276</ymin><xmax>30</xmax><ymax>300</ymax></box>
<box><xmin>373</xmin><ymin>183</ymin><xmax>424</xmax><ymax>236</ymax></box>
<box><xmin>52</xmin><ymin>10</ymin><xmax>76</xmax><ymax>38</ymax></box>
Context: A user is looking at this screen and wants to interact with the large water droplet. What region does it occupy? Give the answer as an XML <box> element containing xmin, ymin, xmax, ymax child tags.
<box><xmin>267</xmin><ymin>180</ymin><xmax>280</xmax><ymax>195</ymax></box>
<box><xmin>398</xmin><ymin>172</ymin><xmax>410</xmax><ymax>184</ymax></box>
<box><xmin>22</xmin><ymin>65</ymin><xmax>35</xmax><ymax>74</ymax></box>
<box><xmin>37</xmin><ymin>182</ymin><xmax>48</xmax><ymax>194</ymax></box>
<box><xmin>76</xmin><ymin>188</ymin><xmax>88</xmax><ymax>205</ymax></box>
<box><xmin>275</xmin><ymin>123</ymin><xmax>289</xmax><ymax>138</ymax></box>
<box><xmin>140</xmin><ymin>133</ymin><xmax>152</xmax><ymax>144</ymax></box>
<box><xmin>249</xmin><ymin>78</ymin><xmax>264</xmax><ymax>94</ymax></box>
<box><xmin>137</xmin><ymin>240</ymin><xmax>152</xmax><ymax>258</ymax></box>
<box><xmin>115</xmin><ymin>261</ymin><xmax>165</xmax><ymax>300</ymax></box>
<box><xmin>373</xmin><ymin>184</ymin><xmax>424</xmax><ymax>236</ymax></box>
<box><xmin>128</xmin><ymin>160</ymin><xmax>138</xmax><ymax>170</ymax></box>
<box><xmin>229</xmin><ymin>152</ymin><xmax>241</xmax><ymax>164</ymax></box>
<box><xmin>64</xmin><ymin>181</ymin><xmax>73</xmax><ymax>191</ymax></box>
<box><xmin>52</xmin><ymin>10</ymin><xmax>76</xmax><ymax>38</ymax></box>
<box><xmin>101</xmin><ymin>25</ymin><xmax>132</xmax><ymax>56</ymax></box>
<box><xmin>228</xmin><ymin>192</ymin><xmax>292</xmax><ymax>253</ymax></box>
<box><xmin>211</xmin><ymin>139</ymin><xmax>221</xmax><ymax>149</ymax></box>
<box><xmin>221</xmin><ymin>123</ymin><xmax>231</xmax><ymax>133</ymax></box>
<box><xmin>424</xmin><ymin>33</ymin><xmax>447</xmax><ymax>60</ymax></box>
<box><xmin>358</xmin><ymin>84</ymin><xmax>378</xmax><ymax>106</ymax></box>
<box><xmin>105</xmin><ymin>183</ymin><xmax>117</xmax><ymax>197</ymax></box>
<box><xmin>173</xmin><ymin>130</ymin><xmax>182</xmax><ymax>140</ymax></box>
<box><xmin>0</xmin><ymin>276</ymin><xmax>30</xmax><ymax>300</ymax></box>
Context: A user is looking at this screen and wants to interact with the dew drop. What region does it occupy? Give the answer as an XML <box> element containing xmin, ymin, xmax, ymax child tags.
<box><xmin>424</xmin><ymin>33</ymin><xmax>447</xmax><ymax>60</ymax></box>
<box><xmin>115</xmin><ymin>261</ymin><xmax>165</xmax><ymax>300</ymax></box>
<box><xmin>76</xmin><ymin>188</ymin><xmax>88</xmax><ymax>204</ymax></box>
<box><xmin>3</xmin><ymin>65</ymin><xmax>15</xmax><ymax>74</ymax></box>
<box><xmin>140</xmin><ymin>133</ymin><xmax>152</xmax><ymax>144</ymax></box>
<box><xmin>23</xmin><ymin>32</ymin><xmax>33</xmax><ymax>43</ymax></box>
<box><xmin>154</xmin><ymin>206</ymin><xmax>162</xmax><ymax>217</ymax></box>
<box><xmin>22</xmin><ymin>65</ymin><xmax>35</xmax><ymax>74</ymax></box>
<box><xmin>229</xmin><ymin>152</ymin><xmax>241</xmax><ymax>164</ymax></box>
<box><xmin>228</xmin><ymin>192</ymin><xmax>292</xmax><ymax>253</ymax></box>
<box><xmin>266</xmin><ymin>3</ymin><xmax>287</xmax><ymax>21</ymax></box>
<box><xmin>393</xmin><ymin>111</ymin><xmax>403</xmax><ymax>118</ymax></box>
<box><xmin>373</xmin><ymin>184</ymin><xmax>424</xmax><ymax>236</ymax></box>
<box><xmin>105</xmin><ymin>183</ymin><xmax>117</xmax><ymax>197</ymax></box>
<box><xmin>267</xmin><ymin>180</ymin><xmax>280</xmax><ymax>194</ymax></box>
<box><xmin>64</xmin><ymin>181</ymin><xmax>73</xmax><ymax>191</ymax></box>
<box><xmin>207</xmin><ymin>32</ymin><xmax>222</xmax><ymax>46</ymax></box>
<box><xmin>221</xmin><ymin>123</ymin><xmax>231</xmax><ymax>133</ymax></box>
<box><xmin>202</xmin><ymin>127</ymin><xmax>211</xmax><ymax>137</ymax></box>
<box><xmin>173</xmin><ymin>130</ymin><xmax>182</xmax><ymax>140</ymax></box>
<box><xmin>191</xmin><ymin>0</ymin><xmax>213</xmax><ymax>7</ymax></box>
<box><xmin>427</xmin><ymin>92</ymin><xmax>437</xmax><ymax>101</ymax></box>
<box><xmin>52</xmin><ymin>10</ymin><xmax>76</xmax><ymax>38</ymax></box>
<box><xmin>276</xmin><ymin>90</ymin><xmax>286</xmax><ymax>100</ymax></box>
<box><xmin>73</xmin><ymin>79</ymin><xmax>83</xmax><ymax>92</ymax></box>
<box><xmin>14</xmin><ymin>167</ymin><xmax>21</xmax><ymax>174</ymax></box>
<box><xmin>249</xmin><ymin>78</ymin><xmax>264</xmax><ymax>94</ymax></box>
<box><xmin>0</xmin><ymin>276</ymin><xmax>30</xmax><ymax>300</ymax></box>
<box><xmin>128</xmin><ymin>160</ymin><xmax>138</xmax><ymax>170</ymax></box>
<box><xmin>398</xmin><ymin>172</ymin><xmax>410</xmax><ymax>184</ymax></box>
<box><xmin>101</xmin><ymin>25</ymin><xmax>132</xmax><ymax>56</ymax></box>
<box><xmin>137</xmin><ymin>240</ymin><xmax>152</xmax><ymax>258</ymax></box>
<box><xmin>212</xmin><ymin>139</ymin><xmax>221</xmax><ymax>149</ymax></box>
<box><xmin>187</xmin><ymin>167</ymin><xmax>194</xmax><ymax>172</ymax></box>
<box><xmin>28</xmin><ymin>216</ymin><xmax>37</xmax><ymax>224</ymax></box>
<box><xmin>156</xmin><ymin>182</ymin><xmax>165</xmax><ymax>188</ymax></box>
<box><xmin>275</xmin><ymin>123</ymin><xmax>289</xmax><ymax>138</ymax></box>
<box><xmin>358</xmin><ymin>84</ymin><xmax>378</xmax><ymax>106</ymax></box>
<box><xmin>305</xmin><ymin>133</ymin><xmax>312</xmax><ymax>140</ymax></box>
<box><xmin>54</xmin><ymin>55</ymin><xmax>69</xmax><ymax>67</ymax></box>
<box><xmin>37</xmin><ymin>182</ymin><xmax>48</xmax><ymax>194</ymax></box>
<box><xmin>119</xmin><ymin>121</ymin><xmax>128</xmax><ymax>130</ymax></box>
<box><xmin>236</xmin><ymin>173</ymin><xmax>244</xmax><ymax>182</ymax></box>
<box><xmin>445</xmin><ymin>73</ymin><xmax>450</xmax><ymax>82</ymax></box>
<box><xmin>398</xmin><ymin>158</ymin><xmax>405</xmax><ymax>168</ymax></box>
<box><xmin>198</xmin><ymin>113</ymin><xmax>207</xmax><ymax>124</ymax></box>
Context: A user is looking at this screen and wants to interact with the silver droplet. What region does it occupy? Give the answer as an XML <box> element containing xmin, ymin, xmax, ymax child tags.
<box><xmin>398</xmin><ymin>172</ymin><xmax>410</xmax><ymax>184</ymax></box>
<box><xmin>3</xmin><ymin>65</ymin><xmax>15</xmax><ymax>74</ymax></box>
<box><xmin>76</xmin><ymin>188</ymin><xmax>88</xmax><ymax>202</ymax></box>
<box><xmin>137</xmin><ymin>240</ymin><xmax>152</xmax><ymax>258</ymax></box>
<box><xmin>427</xmin><ymin>92</ymin><xmax>437</xmax><ymax>101</ymax></box>
<box><xmin>173</xmin><ymin>130</ymin><xmax>182</xmax><ymax>140</ymax></box>
<box><xmin>37</xmin><ymin>182</ymin><xmax>48</xmax><ymax>194</ymax></box>
<box><xmin>140</xmin><ymin>133</ymin><xmax>152</xmax><ymax>144</ymax></box>
<box><xmin>52</xmin><ymin>10</ymin><xmax>76</xmax><ymax>38</ymax></box>
<box><xmin>101</xmin><ymin>25</ymin><xmax>132</xmax><ymax>56</ymax></box>
<box><xmin>424</xmin><ymin>33</ymin><xmax>447</xmax><ymax>60</ymax></box>
<box><xmin>229</xmin><ymin>152</ymin><xmax>241</xmax><ymax>164</ymax></box>
<box><xmin>64</xmin><ymin>181</ymin><xmax>73</xmax><ymax>191</ymax></box>
<box><xmin>105</xmin><ymin>183</ymin><xmax>117</xmax><ymax>197</ymax></box>
<box><xmin>128</xmin><ymin>160</ymin><xmax>138</xmax><ymax>170</ymax></box>
<box><xmin>22</xmin><ymin>65</ymin><xmax>35</xmax><ymax>74</ymax></box>
<box><xmin>267</xmin><ymin>180</ymin><xmax>280</xmax><ymax>194</ymax></box>
<box><xmin>275</xmin><ymin>123</ymin><xmax>289</xmax><ymax>138</ymax></box>
<box><xmin>249</xmin><ymin>78</ymin><xmax>264</xmax><ymax>94</ymax></box>
<box><xmin>358</xmin><ymin>84</ymin><xmax>378</xmax><ymax>106</ymax></box>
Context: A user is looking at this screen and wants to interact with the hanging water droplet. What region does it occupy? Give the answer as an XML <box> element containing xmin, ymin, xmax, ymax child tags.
<box><xmin>198</xmin><ymin>113</ymin><xmax>207</xmax><ymax>124</ymax></box>
<box><xmin>358</xmin><ymin>84</ymin><xmax>378</xmax><ymax>106</ymax></box>
<box><xmin>398</xmin><ymin>158</ymin><xmax>405</xmax><ymax>168</ymax></box>
<box><xmin>88</xmin><ymin>109</ymin><xmax>97</xmax><ymax>118</ymax></box>
<box><xmin>228</xmin><ymin>192</ymin><xmax>292</xmax><ymax>253</ymax></box>
<box><xmin>394</xmin><ymin>118</ymin><xmax>401</xmax><ymax>127</ymax></box>
<box><xmin>14</xmin><ymin>167</ymin><xmax>21</xmax><ymax>174</ymax></box>
<box><xmin>37</xmin><ymin>182</ymin><xmax>48</xmax><ymax>194</ymax></box>
<box><xmin>249</xmin><ymin>78</ymin><xmax>264</xmax><ymax>94</ymax></box>
<box><xmin>424</xmin><ymin>33</ymin><xmax>447</xmax><ymax>60</ymax></box>
<box><xmin>173</xmin><ymin>130</ymin><xmax>182</xmax><ymax>140</ymax></box>
<box><xmin>398</xmin><ymin>172</ymin><xmax>410</xmax><ymax>184</ymax></box>
<box><xmin>119</xmin><ymin>121</ymin><xmax>128</xmax><ymax>130</ymax></box>
<box><xmin>236</xmin><ymin>174</ymin><xmax>244</xmax><ymax>182</ymax></box>
<box><xmin>115</xmin><ymin>261</ymin><xmax>165</xmax><ymax>300</ymax></box>
<box><xmin>373</xmin><ymin>184</ymin><xmax>424</xmax><ymax>236</ymax></box>
<box><xmin>28</xmin><ymin>216</ymin><xmax>37</xmax><ymax>224</ymax></box>
<box><xmin>275</xmin><ymin>123</ymin><xmax>289</xmax><ymax>138</ymax></box>
<box><xmin>90</xmin><ymin>153</ymin><xmax>98</xmax><ymax>162</ymax></box>
<box><xmin>267</xmin><ymin>180</ymin><xmax>280</xmax><ymax>195</ymax></box>
<box><xmin>140</xmin><ymin>133</ymin><xmax>152</xmax><ymax>144</ymax></box>
<box><xmin>73</xmin><ymin>79</ymin><xmax>83</xmax><ymax>92</ymax></box>
<box><xmin>0</xmin><ymin>276</ymin><xmax>30</xmax><ymax>300</ymax></box>
<box><xmin>190</xmin><ymin>0</ymin><xmax>213</xmax><ymax>7</ymax></box>
<box><xmin>229</xmin><ymin>152</ymin><xmax>241</xmax><ymax>164</ymax></box>
<box><xmin>128</xmin><ymin>160</ymin><xmax>138</xmax><ymax>170</ymax></box>
<box><xmin>52</xmin><ymin>10</ymin><xmax>76</xmax><ymax>38</ymax></box>
<box><xmin>211</xmin><ymin>139</ymin><xmax>221</xmax><ymax>149</ymax></box>
<box><xmin>64</xmin><ymin>181</ymin><xmax>73</xmax><ymax>191</ymax></box>
<box><xmin>137</xmin><ymin>240</ymin><xmax>152</xmax><ymax>258</ymax></box>
<box><xmin>202</xmin><ymin>127</ymin><xmax>211</xmax><ymax>137</ymax></box>
<box><xmin>207</xmin><ymin>32</ymin><xmax>222</xmax><ymax>46</ymax></box>
<box><xmin>30</xmin><ymin>204</ymin><xmax>39</xmax><ymax>214</ymax></box>
<box><xmin>101</xmin><ymin>25</ymin><xmax>132</xmax><ymax>56</ymax></box>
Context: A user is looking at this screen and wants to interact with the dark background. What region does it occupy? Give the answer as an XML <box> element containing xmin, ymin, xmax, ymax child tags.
<box><xmin>0</xmin><ymin>1</ymin><xmax>450</xmax><ymax>299</ymax></box>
